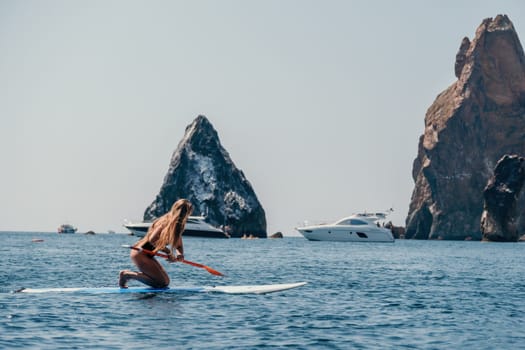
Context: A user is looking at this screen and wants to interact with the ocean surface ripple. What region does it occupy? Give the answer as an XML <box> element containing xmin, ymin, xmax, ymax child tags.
<box><xmin>1</xmin><ymin>232</ymin><xmax>524</xmax><ymax>349</ymax></box>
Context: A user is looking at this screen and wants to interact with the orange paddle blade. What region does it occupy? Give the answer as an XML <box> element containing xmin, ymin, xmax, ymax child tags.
<box><xmin>182</xmin><ymin>260</ymin><xmax>224</xmax><ymax>276</ymax></box>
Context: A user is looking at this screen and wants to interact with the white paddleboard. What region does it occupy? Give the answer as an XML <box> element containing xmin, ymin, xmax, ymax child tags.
<box><xmin>16</xmin><ymin>282</ymin><xmax>307</xmax><ymax>295</ymax></box>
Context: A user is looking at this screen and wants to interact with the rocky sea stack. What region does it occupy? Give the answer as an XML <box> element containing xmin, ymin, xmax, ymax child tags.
<box><xmin>406</xmin><ymin>15</ymin><xmax>525</xmax><ymax>240</ymax></box>
<box><xmin>144</xmin><ymin>115</ymin><xmax>267</xmax><ymax>238</ymax></box>
<box><xmin>481</xmin><ymin>155</ymin><xmax>525</xmax><ymax>242</ymax></box>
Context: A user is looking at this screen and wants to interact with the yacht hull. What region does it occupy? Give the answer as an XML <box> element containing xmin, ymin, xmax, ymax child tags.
<box><xmin>126</xmin><ymin>226</ymin><xmax>228</xmax><ymax>239</ymax></box>
<box><xmin>297</xmin><ymin>227</ymin><xmax>394</xmax><ymax>242</ymax></box>
<box><xmin>124</xmin><ymin>217</ymin><xmax>229</xmax><ymax>239</ymax></box>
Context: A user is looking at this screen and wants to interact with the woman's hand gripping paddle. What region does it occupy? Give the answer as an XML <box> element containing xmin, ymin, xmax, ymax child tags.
<box><xmin>121</xmin><ymin>245</ymin><xmax>224</xmax><ymax>277</ymax></box>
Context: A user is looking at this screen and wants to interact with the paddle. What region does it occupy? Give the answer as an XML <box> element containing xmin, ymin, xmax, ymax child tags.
<box><xmin>121</xmin><ymin>245</ymin><xmax>224</xmax><ymax>276</ymax></box>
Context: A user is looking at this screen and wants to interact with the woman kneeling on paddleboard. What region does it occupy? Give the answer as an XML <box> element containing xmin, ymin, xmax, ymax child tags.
<box><xmin>119</xmin><ymin>199</ymin><xmax>193</xmax><ymax>288</ymax></box>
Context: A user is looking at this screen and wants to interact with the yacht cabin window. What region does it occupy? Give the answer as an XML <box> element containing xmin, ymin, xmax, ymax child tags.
<box><xmin>336</xmin><ymin>219</ymin><xmax>368</xmax><ymax>226</ymax></box>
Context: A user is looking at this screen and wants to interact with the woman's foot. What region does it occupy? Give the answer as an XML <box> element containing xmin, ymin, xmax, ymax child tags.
<box><xmin>119</xmin><ymin>270</ymin><xmax>130</xmax><ymax>288</ymax></box>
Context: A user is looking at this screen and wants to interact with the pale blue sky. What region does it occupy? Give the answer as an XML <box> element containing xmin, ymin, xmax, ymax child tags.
<box><xmin>1</xmin><ymin>1</ymin><xmax>524</xmax><ymax>234</ymax></box>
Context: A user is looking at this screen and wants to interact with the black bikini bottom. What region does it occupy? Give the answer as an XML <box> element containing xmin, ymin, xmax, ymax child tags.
<box><xmin>141</xmin><ymin>241</ymin><xmax>156</xmax><ymax>258</ymax></box>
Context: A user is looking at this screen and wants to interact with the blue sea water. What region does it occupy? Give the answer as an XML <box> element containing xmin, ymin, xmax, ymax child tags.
<box><xmin>1</xmin><ymin>232</ymin><xmax>524</xmax><ymax>349</ymax></box>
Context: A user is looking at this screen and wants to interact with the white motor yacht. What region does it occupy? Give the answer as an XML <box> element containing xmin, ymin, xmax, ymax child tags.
<box><xmin>124</xmin><ymin>216</ymin><xmax>230</xmax><ymax>239</ymax></box>
<box><xmin>296</xmin><ymin>212</ymin><xmax>395</xmax><ymax>242</ymax></box>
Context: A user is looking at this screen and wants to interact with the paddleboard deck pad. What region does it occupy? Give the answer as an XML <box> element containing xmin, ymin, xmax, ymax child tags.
<box><xmin>16</xmin><ymin>282</ymin><xmax>307</xmax><ymax>295</ymax></box>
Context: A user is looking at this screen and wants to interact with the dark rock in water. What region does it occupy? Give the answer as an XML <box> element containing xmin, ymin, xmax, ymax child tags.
<box><xmin>406</xmin><ymin>15</ymin><xmax>525</xmax><ymax>240</ymax></box>
<box><xmin>85</xmin><ymin>231</ymin><xmax>95</xmax><ymax>235</ymax></box>
<box><xmin>481</xmin><ymin>155</ymin><xmax>525</xmax><ymax>242</ymax></box>
<box><xmin>144</xmin><ymin>115</ymin><xmax>267</xmax><ymax>238</ymax></box>
<box><xmin>269</xmin><ymin>232</ymin><xmax>283</xmax><ymax>239</ymax></box>
<box><xmin>385</xmin><ymin>222</ymin><xmax>406</xmax><ymax>239</ymax></box>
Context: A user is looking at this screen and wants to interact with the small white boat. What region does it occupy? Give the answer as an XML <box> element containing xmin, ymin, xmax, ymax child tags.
<box><xmin>296</xmin><ymin>211</ymin><xmax>395</xmax><ymax>242</ymax></box>
<box><xmin>58</xmin><ymin>224</ymin><xmax>77</xmax><ymax>234</ymax></box>
<box><xmin>124</xmin><ymin>216</ymin><xmax>229</xmax><ymax>239</ymax></box>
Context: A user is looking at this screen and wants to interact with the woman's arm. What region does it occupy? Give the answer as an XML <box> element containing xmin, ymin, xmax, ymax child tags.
<box><xmin>175</xmin><ymin>238</ymin><xmax>184</xmax><ymax>256</ymax></box>
<box><xmin>160</xmin><ymin>246</ymin><xmax>172</xmax><ymax>254</ymax></box>
<box><xmin>171</xmin><ymin>221</ymin><xmax>184</xmax><ymax>256</ymax></box>
<box><xmin>162</xmin><ymin>237</ymin><xmax>183</xmax><ymax>262</ymax></box>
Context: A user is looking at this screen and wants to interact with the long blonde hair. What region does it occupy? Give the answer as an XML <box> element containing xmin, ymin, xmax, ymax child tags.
<box><xmin>145</xmin><ymin>199</ymin><xmax>193</xmax><ymax>253</ymax></box>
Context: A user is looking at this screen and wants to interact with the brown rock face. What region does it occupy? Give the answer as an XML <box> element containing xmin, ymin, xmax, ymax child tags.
<box><xmin>481</xmin><ymin>155</ymin><xmax>525</xmax><ymax>242</ymax></box>
<box><xmin>406</xmin><ymin>15</ymin><xmax>525</xmax><ymax>240</ymax></box>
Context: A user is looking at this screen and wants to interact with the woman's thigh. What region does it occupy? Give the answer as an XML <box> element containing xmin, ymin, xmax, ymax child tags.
<box><xmin>132</xmin><ymin>253</ymin><xmax>170</xmax><ymax>285</ymax></box>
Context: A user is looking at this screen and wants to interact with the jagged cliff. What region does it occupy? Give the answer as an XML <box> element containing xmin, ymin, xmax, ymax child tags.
<box><xmin>144</xmin><ymin>115</ymin><xmax>267</xmax><ymax>238</ymax></box>
<box><xmin>406</xmin><ymin>15</ymin><xmax>525</xmax><ymax>240</ymax></box>
<box><xmin>481</xmin><ymin>155</ymin><xmax>525</xmax><ymax>242</ymax></box>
